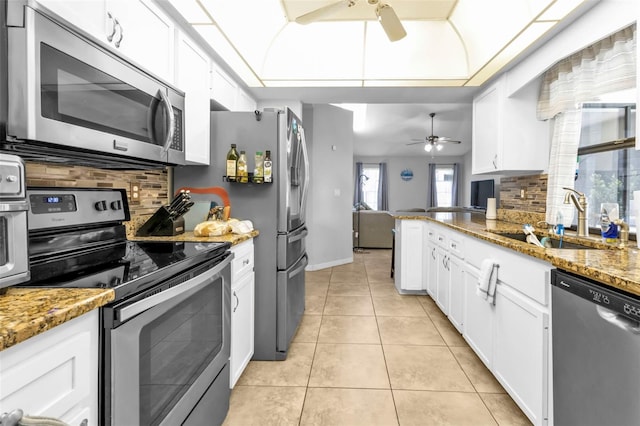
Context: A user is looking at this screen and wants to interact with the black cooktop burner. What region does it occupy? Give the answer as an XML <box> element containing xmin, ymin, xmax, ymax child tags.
<box><xmin>20</xmin><ymin>240</ymin><xmax>231</xmax><ymax>300</ymax></box>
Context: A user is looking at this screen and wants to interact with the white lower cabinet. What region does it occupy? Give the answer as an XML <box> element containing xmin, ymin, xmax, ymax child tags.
<box><xmin>494</xmin><ymin>284</ymin><xmax>549</xmax><ymax>426</ymax></box>
<box><xmin>394</xmin><ymin>219</ymin><xmax>426</xmax><ymax>293</ymax></box>
<box><xmin>426</xmin><ymin>242</ymin><xmax>438</xmax><ymax>297</ymax></box>
<box><xmin>229</xmin><ymin>239</ymin><xmax>255</xmax><ymax>388</ymax></box>
<box><xmin>435</xmin><ymin>247</ymin><xmax>449</xmax><ymax>314</ymax></box>
<box><xmin>448</xmin><ymin>255</ymin><xmax>465</xmax><ymax>333</ymax></box>
<box><xmin>462</xmin><ymin>265</ymin><xmax>494</xmax><ymax>367</ymax></box>
<box><xmin>0</xmin><ymin>310</ymin><xmax>99</xmax><ymax>425</ymax></box>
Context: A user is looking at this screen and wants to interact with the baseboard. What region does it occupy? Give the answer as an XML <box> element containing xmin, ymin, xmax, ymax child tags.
<box><xmin>306</xmin><ymin>256</ymin><xmax>353</xmax><ymax>271</ymax></box>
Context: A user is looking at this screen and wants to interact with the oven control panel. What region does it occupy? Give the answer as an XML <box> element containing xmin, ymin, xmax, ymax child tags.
<box><xmin>28</xmin><ymin>188</ymin><xmax>130</xmax><ymax>230</ymax></box>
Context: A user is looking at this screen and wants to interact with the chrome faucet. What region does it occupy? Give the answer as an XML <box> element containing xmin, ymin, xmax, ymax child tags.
<box><xmin>563</xmin><ymin>187</ymin><xmax>589</xmax><ymax>237</ymax></box>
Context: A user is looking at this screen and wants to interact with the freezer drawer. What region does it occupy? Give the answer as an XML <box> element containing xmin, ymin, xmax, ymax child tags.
<box><xmin>276</xmin><ymin>254</ymin><xmax>307</xmax><ymax>356</ymax></box>
<box><xmin>277</xmin><ymin>226</ymin><xmax>308</xmax><ymax>270</ymax></box>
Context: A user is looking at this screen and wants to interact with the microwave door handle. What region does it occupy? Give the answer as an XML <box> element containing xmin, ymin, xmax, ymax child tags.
<box><xmin>157</xmin><ymin>89</ymin><xmax>175</xmax><ymax>152</ymax></box>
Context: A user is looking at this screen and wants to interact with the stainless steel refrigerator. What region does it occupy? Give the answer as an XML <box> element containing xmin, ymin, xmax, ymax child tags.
<box><xmin>173</xmin><ymin>108</ymin><xmax>309</xmax><ymax>360</ymax></box>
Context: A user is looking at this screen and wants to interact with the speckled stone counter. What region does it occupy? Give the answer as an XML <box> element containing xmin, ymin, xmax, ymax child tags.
<box><xmin>131</xmin><ymin>230</ymin><xmax>259</xmax><ymax>245</ymax></box>
<box><xmin>0</xmin><ymin>288</ymin><xmax>114</xmax><ymax>351</ymax></box>
<box><xmin>393</xmin><ymin>211</ymin><xmax>640</xmax><ymax>297</ymax></box>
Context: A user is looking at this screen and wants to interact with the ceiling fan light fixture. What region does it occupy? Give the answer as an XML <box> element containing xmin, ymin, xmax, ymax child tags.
<box><xmin>375</xmin><ymin>3</ymin><xmax>406</xmax><ymax>42</ymax></box>
<box><xmin>436</xmin><ymin>144</ymin><xmax>444</xmax><ymax>151</ymax></box>
<box><xmin>424</xmin><ymin>143</ymin><xmax>433</xmax><ymax>152</ymax></box>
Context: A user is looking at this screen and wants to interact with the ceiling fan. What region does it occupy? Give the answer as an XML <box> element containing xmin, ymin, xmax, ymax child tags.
<box><xmin>407</xmin><ymin>113</ymin><xmax>461</xmax><ymax>152</ymax></box>
<box><xmin>295</xmin><ymin>0</ymin><xmax>407</xmax><ymax>42</ymax></box>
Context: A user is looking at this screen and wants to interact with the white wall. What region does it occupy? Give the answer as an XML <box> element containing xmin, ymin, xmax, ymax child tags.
<box><xmin>355</xmin><ymin>155</ymin><xmax>467</xmax><ymax>211</ymax></box>
<box><xmin>305</xmin><ymin>104</ymin><xmax>355</xmax><ymax>270</ymax></box>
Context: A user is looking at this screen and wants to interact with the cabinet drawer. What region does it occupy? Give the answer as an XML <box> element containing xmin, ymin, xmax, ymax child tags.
<box><xmin>448</xmin><ymin>235</ymin><xmax>464</xmax><ymax>259</ymax></box>
<box><xmin>435</xmin><ymin>232</ymin><xmax>448</xmax><ymax>248</ymax></box>
<box><xmin>231</xmin><ymin>240</ymin><xmax>254</xmax><ymax>281</ymax></box>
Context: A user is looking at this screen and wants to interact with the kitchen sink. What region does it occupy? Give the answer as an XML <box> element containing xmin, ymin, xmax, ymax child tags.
<box><xmin>491</xmin><ymin>232</ymin><xmax>601</xmax><ymax>250</ymax></box>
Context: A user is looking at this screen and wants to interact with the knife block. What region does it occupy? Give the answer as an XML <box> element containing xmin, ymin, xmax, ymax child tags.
<box><xmin>136</xmin><ymin>206</ymin><xmax>185</xmax><ymax>237</ymax></box>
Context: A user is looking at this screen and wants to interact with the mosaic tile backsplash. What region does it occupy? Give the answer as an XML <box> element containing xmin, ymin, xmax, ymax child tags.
<box><xmin>25</xmin><ymin>161</ymin><xmax>169</xmax><ymax>235</ymax></box>
<box><xmin>499</xmin><ymin>174</ymin><xmax>547</xmax><ymax>213</ymax></box>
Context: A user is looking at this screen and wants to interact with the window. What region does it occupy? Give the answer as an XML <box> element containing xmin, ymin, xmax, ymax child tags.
<box><xmin>434</xmin><ymin>165</ymin><xmax>455</xmax><ymax>207</ymax></box>
<box><xmin>361</xmin><ymin>164</ymin><xmax>380</xmax><ymax>210</ymax></box>
<box><xmin>574</xmin><ymin>103</ymin><xmax>637</xmax><ymax>233</ymax></box>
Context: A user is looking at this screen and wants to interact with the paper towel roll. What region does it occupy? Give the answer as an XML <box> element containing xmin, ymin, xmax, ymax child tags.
<box><xmin>486</xmin><ymin>198</ymin><xmax>497</xmax><ymax>220</ymax></box>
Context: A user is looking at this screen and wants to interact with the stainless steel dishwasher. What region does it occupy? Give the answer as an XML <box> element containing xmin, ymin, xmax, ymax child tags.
<box><xmin>551</xmin><ymin>269</ymin><xmax>640</xmax><ymax>426</ymax></box>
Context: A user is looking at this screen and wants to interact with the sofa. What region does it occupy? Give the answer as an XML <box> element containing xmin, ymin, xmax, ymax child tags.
<box><xmin>352</xmin><ymin>210</ymin><xmax>395</xmax><ymax>248</ymax></box>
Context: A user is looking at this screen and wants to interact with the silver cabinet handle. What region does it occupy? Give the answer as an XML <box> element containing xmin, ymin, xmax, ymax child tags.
<box><xmin>115</xmin><ymin>19</ymin><xmax>124</xmax><ymax>48</ymax></box>
<box><xmin>157</xmin><ymin>89</ymin><xmax>175</xmax><ymax>152</ymax></box>
<box><xmin>106</xmin><ymin>12</ymin><xmax>117</xmax><ymax>42</ymax></box>
<box><xmin>431</xmin><ymin>247</ymin><xmax>436</xmax><ymax>259</ymax></box>
<box><xmin>233</xmin><ymin>290</ymin><xmax>239</xmax><ymax>313</ymax></box>
<box><xmin>243</xmin><ymin>258</ymin><xmax>250</xmax><ymax>266</ymax></box>
<box><xmin>492</xmin><ymin>154</ymin><xmax>498</xmax><ymax>169</ymax></box>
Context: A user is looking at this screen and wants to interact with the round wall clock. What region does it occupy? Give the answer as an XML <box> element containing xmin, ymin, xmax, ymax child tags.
<box><xmin>400</xmin><ymin>169</ymin><xmax>413</xmax><ymax>181</ymax></box>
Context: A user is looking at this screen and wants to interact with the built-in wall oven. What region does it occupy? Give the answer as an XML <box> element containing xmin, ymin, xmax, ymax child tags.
<box><xmin>0</xmin><ymin>154</ymin><xmax>29</xmax><ymax>290</ymax></box>
<box><xmin>18</xmin><ymin>188</ymin><xmax>232</xmax><ymax>425</ymax></box>
<box><xmin>1</xmin><ymin>0</ymin><xmax>185</xmax><ymax>168</ymax></box>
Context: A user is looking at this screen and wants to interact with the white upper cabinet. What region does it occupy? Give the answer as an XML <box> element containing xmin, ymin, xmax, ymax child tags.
<box><xmin>472</xmin><ymin>74</ymin><xmax>550</xmax><ymax>174</ymax></box>
<box><xmin>176</xmin><ymin>31</ymin><xmax>211</xmax><ymax>165</ymax></box>
<box><xmin>36</xmin><ymin>0</ymin><xmax>106</xmax><ymax>39</ymax></box>
<box><xmin>105</xmin><ymin>0</ymin><xmax>175</xmax><ymax>82</ymax></box>
<box><xmin>211</xmin><ymin>63</ymin><xmax>238</xmax><ymax>111</ymax></box>
<box><xmin>236</xmin><ymin>88</ymin><xmax>257</xmax><ymax>112</ymax></box>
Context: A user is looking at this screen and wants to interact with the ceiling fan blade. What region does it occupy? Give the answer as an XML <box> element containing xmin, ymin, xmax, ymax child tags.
<box><xmin>375</xmin><ymin>3</ymin><xmax>406</xmax><ymax>41</ymax></box>
<box><xmin>439</xmin><ymin>139</ymin><xmax>462</xmax><ymax>144</ymax></box>
<box><xmin>406</xmin><ymin>141</ymin><xmax>425</xmax><ymax>146</ymax></box>
<box><xmin>295</xmin><ymin>0</ymin><xmax>356</xmax><ymax>24</ymax></box>
<box><xmin>410</xmin><ymin>138</ymin><xmax>424</xmax><ymax>142</ymax></box>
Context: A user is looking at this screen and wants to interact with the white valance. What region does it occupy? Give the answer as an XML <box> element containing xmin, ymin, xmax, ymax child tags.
<box><xmin>537</xmin><ymin>24</ymin><xmax>636</xmax><ymax>121</ymax></box>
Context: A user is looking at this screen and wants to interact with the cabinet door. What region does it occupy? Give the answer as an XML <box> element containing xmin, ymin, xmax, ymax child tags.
<box><xmin>448</xmin><ymin>255</ymin><xmax>464</xmax><ymax>332</ymax></box>
<box><xmin>395</xmin><ymin>220</ymin><xmax>425</xmax><ymax>292</ymax></box>
<box><xmin>0</xmin><ymin>311</ymin><xmax>98</xmax><ymax>425</ymax></box>
<box><xmin>36</xmin><ymin>0</ymin><xmax>106</xmax><ymax>40</ymax></box>
<box><xmin>426</xmin><ymin>244</ymin><xmax>438</xmax><ymax>297</ymax></box>
<box><xmin>105</xmin><ymin>0</ymin><xmax>174</xmax><ymax>81</ymax></box>
<box><xmin>230</xmin><ymin>270</ymin><xmax>255</xmax><ymax>388</ymax></box>
<box><xmin>462</xmin><ymin>265</ymin><xmax>494</xmax><ymax>368</ymax></box>
<box><xmin>472</xmin><ymin>80</ymin><xmax>502</xmax><ymax>174</ymax></box>
<box><xmin>435</xmin><ymin>248</ymin><xmax>449</xmax><ymax>314</ymax></box>
<box><xmin>176</xmin><ymin>31</ymin><xmax>211</xmax><ymax>165</ymax></box>
<box><xmin>211</xmin><ymin>63</ymin><xmax>238</xmax><ymax>111</ymax></box>
<box><xmin>236</xmin><ymin>89</ymin><xmax>257</xmax><ymax>112</ymax></box>
<box><xmin>494</xmin><ymin>284</ymin><xmax>548</xmax><ymax>425</ymax></box>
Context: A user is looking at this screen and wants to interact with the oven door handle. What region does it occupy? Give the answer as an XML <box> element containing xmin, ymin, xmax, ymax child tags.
<box><xmin>117</xmin><ymin>254</ymin><xmax>232</xmax><ymax>322</ymax></box>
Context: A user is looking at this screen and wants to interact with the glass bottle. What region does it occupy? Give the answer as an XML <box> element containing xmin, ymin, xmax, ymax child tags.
<box><xmin>253</xmin><ymin>151</ymin><xmax>264</xmax><ymax>184</ymax></box>
<box><xmin>264</xmin><ymin>150</ymin><xmax>273</xmax><ymax>183</ymax></box>
<box><xmin>237</xmin><ymin>150</ymin><xmax>249</xmax><ymax>183</ymax></box>
<box><xmin>226</xmin><ymin>144</ymin><xmax>239</xmax><ymax>182</ymax></box>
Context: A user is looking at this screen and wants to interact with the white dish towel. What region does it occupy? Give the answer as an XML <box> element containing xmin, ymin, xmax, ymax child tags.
<box><xmin>476</xmin><ymin>258</ymin><xmax>499</xmax><ymax>304</ymax></box>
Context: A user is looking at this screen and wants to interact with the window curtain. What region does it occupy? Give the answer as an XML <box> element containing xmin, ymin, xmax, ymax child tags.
<box><xmin>427</xmin><ymin>163</ymin><xmax>437</xmax><ymax>207</ymax></box>
<box><xmin>353</xmin><ymin>161</ymin><xmax>363</xmax><ymax>208</ymax></box>
<box><xmin>377</xmin><ymin>162</ymin><xmax>389</xmax><ymax>211</ymax></box>
<box><xmin>538</xmin><ymin>24</ymin><xmax>636</xmax><ymax>225</ymax></box>
<box><xmin>451</xmin><ymin>163</ymin><xmax>459</xmax><ymax>206</ymax></box>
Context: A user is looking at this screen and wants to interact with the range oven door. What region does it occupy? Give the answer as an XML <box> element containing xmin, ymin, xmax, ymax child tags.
<box><xmin>6</xmin><ymin>4</ymin><xmax>185</xmax><ymax>165</ymax></box>
<box><xmin>104</xmin><ymin>254</ymin><xmax>231</xmax><ymax>426</ymax></box>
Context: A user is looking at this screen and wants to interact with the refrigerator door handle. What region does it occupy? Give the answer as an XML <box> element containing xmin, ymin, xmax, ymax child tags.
<box><xmin>299</xmin><ymin>126</ymin><xmax>310</xmax><ymax>221</ymax></box>
<box><xmin>289</xmin><ymin>227</ymin><xmax>308</xmax><ymax>243</ymax></box>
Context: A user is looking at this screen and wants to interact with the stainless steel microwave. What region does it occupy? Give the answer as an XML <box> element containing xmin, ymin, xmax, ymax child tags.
<box><xmin>1</xmin><ymin>1</ymin><xmax>185</xmax><ymax>168</ymax></box>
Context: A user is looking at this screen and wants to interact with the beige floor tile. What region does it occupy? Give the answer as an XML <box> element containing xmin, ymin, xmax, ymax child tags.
<box><xmin>373</xmin><ymin>295</ymin><xmax>428</xmax><ymax>317</ymax></box>
<box><xmin>479</xmin><ymin>393</ymin><xmax>532</xmax><ymax>426</ymax></box>
<box><xmin>306</xmin><ymin>269</ymin><xmax>331</xmax><ymax>283</ymax></box>
<box><xmin>300</xmin><ymin>388</ymin><xmax>398</xmax><ymax>426</ymax></box>
<box><xmin>223</xmin><ymin>386</ymin><xmax>306</xmax><ymax>426</ymax></box>
<box><xmin>370</xmin><ymin>282</ymin><xmax>401</xmax><ymax>297</ymax></box>
<box><xmin>332</xmin><ymin>262</ymin><xmax>366</xmax><ymax>273</ymax></box>
<box><xmin>293</xmin><ymin>315</ymin><xmax>323</xmax><ymax>343</ymax></box>
<box><xmin>430</xmin><ymin>315</ymin><xmax>468</xmax><ymax>347</ymax></box>
<box><xmin>323</xmin><ymin>295</ymin><xmax>374</xmax><ymax>316</ymax></box>
<box><xmin>377</xmin><ymin>316</ymin><xmax>446</xmax><ymax>346</ymax></box>
<box><xmin>330</xmin><ymin>269</ymin><xmax>368</xmax><ymax>284</ymax></box>
<box><xmin>305</xmin><ymin>295</ymin><xmax>326</xmax><ymax>315</ymax></box>
<box><xmin>384</xmin><ymin>345</ymin><xmax>474</xmax><ymax>391</ymax></box>
<box><xmin>450</xmin><ymin>346</ymin><xmax>505</xmax><ymax>393</ymax></box>
<box><xmin>236</xmin><ymin>342</ymin><xmax>315</xmax><ymax>387</ymax></box>
<box><xmin>327</xmin><ymin>282</ymin><xmax>370</xmax><ymax>296</ymax></box>
<box><xmin>367</xmin><ymin>269</ymin><xmax>395</xmax><ymax>284</ymax></box>
<box><xmin>306</xmin><ymin>281</ymin><xmax>329</xmax><ymax>297</ymax></box>
<box><xmin>394</xmin><ymin>390</ymin><xmax>498</xmax><ymax>426</ymax></box>
<box><xmin>418</xmin><ymin>295</ymin><xmax>443</xmax><ymax>317</ymax></box>
<box><xmin>309</xmin><ymin>343</ymin><xmax>390</xmax><ymax>388</ymax></box>
<box><xmin>318</xmin><ymin>315</ymin><xmax>380</xmax><ymax>344</ymax></box>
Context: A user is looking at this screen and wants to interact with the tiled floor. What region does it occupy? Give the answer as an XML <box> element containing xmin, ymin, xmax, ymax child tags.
<box><xmin>223</xmin><ymin>249</ymin><xmax>532</xmax><ymax>426</ymax></box>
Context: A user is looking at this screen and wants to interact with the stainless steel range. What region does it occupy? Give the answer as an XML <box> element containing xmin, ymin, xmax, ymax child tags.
<box><xmin>19</xmin><ymin>187</ymin><xmax>233</xmax><ymax>426</ymax></box>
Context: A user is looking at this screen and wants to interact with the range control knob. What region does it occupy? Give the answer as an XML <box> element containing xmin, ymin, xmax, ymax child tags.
<box><xmin>110</xmin><ymin>200</ymin><xmax>122</xmax><ymax>210</ymax></box>
<box><xmin>95</xmin><ymin>200</ymin><xmax>108</xmax><ymax>211</ymax></box>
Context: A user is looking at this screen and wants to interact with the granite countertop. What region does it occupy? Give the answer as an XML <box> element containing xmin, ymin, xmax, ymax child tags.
<box><xmin>0</xmin><ymin>230</ymin><xmax>259</xmax><ymax>352</ymax></box>
<box><xmin>0</xmin><ymin>288</ymin><xmax>114</xmax><ymax>351</ymax></box>
<box><xmin>393</xmin><ymin>211</ymin><xmax>640</xmax><ymax>297</ymax></box>
<box><xmin>131</xmin><ymin>230</ymin><xmax>259</xmax><ymax>245</ymax></box>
